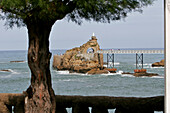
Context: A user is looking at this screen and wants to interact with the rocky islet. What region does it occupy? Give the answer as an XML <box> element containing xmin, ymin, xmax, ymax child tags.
<box><xmin>52</xmin><ymin>35</ymin><xmax>114</xmax><ymax>74</ymax></box>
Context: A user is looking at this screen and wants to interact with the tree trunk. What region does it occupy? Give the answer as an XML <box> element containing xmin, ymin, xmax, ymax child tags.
<box><xmin>24</xmin><ymin>20</ymin><xmax>56</xmax><ymax>113</ymax></box>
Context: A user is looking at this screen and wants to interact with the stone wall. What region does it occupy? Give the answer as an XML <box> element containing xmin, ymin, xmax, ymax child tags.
<box><xmin>0</xmin><ymin>93</ymin><xmax>164</xmax><ymax>113</ymax></box>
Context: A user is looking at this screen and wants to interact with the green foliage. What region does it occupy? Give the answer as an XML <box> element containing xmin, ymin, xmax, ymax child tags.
<box><xmin>0</xmin><ymin>0</ymin><xmax>155</xmax><ymax>27</ymax></box>
<box><xmin>67</xmin><ymin>0</ymin><xmax>154</xmax><ymax>24</ymax></box>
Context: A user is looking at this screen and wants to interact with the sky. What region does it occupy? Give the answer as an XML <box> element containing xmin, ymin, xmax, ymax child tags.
<box><xmin>0</xmin><ymin>0</ymin><xmax>164</xmax><ymax>51</ymax></box>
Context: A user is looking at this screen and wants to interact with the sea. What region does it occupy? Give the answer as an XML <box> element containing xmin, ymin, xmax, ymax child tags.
<box><xmin>0</xmin><ymin>49</ymin><xmax>164</xmax><ymax>113</ymax></box>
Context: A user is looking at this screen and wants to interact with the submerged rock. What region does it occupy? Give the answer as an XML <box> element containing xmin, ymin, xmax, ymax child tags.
<box><xmin>0</xmin><ymin>69</ymin><xmax>11</xmax><ymax>72</ymax></box>
<box><xmin>133</xmin><ymin>72</ymin><xmax>158</xmax><ymax>77</ymax></box>
<box><xmin>53</xmin><ymin>35</ymin><xmax>104</xmax><ymax>74</ymax></box>
<box><xmin>10</xmin><ymin>61</ymin><xmax>25</xmax><ymax>63</ymax></box>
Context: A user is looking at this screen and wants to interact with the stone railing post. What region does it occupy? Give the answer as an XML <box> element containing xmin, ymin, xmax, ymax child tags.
<box><xmin>0</xmin><ymin>101</ymin><xmax>12</xmax><ymax>113</ymax></box>
<box><xmin>0</xmin><ymin>93</ymin><xmax>24</xmax><ymax>113</ymax></box>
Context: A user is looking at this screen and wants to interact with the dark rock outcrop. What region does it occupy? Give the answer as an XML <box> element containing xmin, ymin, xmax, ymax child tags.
<box><xmin>122</xmin><ymin>71</ymin><xmax>159</xmax><ymax>77</ymax></box>
<box><xmin>152</xmin><ymin>59</ymin><xmax>164</xmax><ymax>67</ymax></box>
<box><xmin>10</xmin><ymin>61</ymin><xmax>25</xmax><ymax>63</ymax></box>
<box><xmin>133</xmin><ymin>72</ymin><xmax>158</xmax><ymax>77</ymax></box>
<box><xmin>104</xmin><ymin>68</ymin><xmax>117</xmax><ymax>73</ymax></box>
<box><xmin>0</xmin><ymin>69</ymin><xmax>11</xmax><ymax>72</ymax></box>
<box><xmin>87</xmin><ymin>68</ymin><xmax>109</xmax><ymax>74</ymax></box>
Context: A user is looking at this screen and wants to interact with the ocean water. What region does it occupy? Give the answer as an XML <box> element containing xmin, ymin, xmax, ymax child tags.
<box><xmin>0</xmin><ymin>49</ymin><xmax>164</xmax><ymax>112</ymax></box>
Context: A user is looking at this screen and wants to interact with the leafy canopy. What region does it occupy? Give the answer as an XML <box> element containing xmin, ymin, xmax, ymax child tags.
<box><xmin>0</xmin><ymin>0</ymin><xmax>154</xmax><ymax>27</ymax></box>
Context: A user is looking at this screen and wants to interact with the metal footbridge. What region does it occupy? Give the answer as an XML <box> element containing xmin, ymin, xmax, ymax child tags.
<box><xmin>96</xmin><ymin>49</ymin><xmax>164</xmax><ymax>69</ymax></box>
<box><xmin>97</xmin><ymin>49</ymin><xmax>164</xmax><ymax>54</ymax></box>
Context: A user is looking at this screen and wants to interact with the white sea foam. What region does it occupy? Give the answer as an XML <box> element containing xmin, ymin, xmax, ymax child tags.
<box><xmin>12</xmin><ymin>71</ymin><xmax>20</xmax><ymax>74</ymax></box>
<box><xmin>120</xmin><ymin>73</ymin><xmax>164</xmax><ymax>78</ymax></box>
<box><xmin>0</xmin><ymin>69</ymin><xmax>20</xmax><ymax>74</ymax></box>
<box><xmin>114</xmin><ymin>62</ymin><xmax>120</xmax><ymax>65</ymax></box>
<box><xmin>8</xmin><ymin>69</ymin><xmax>20</xmax><ymax>74</ymax></box>
<box><xmin>55</xmin><ymin>69</ymin><xmax>125</xmax><ymax>76</ymax></box>
<box><xmin>134</xmin><ymin>63</ymin><xmax>152</xmax><ymax>66</ymax></box>
<box><xmin>69</xmin><ymin>72</ymin><xmax>88</xmax><ymax>76</ymax></box>
<box><xmin>55</xmin><ymin>70</ymin><xmax>119</xmax><ymax>76</ymax></box>
<box><xmin>121</xmin><ymin>74</ymin><xmax>135</xmax><ymax>78</ymax></box>
<box><xmin>0</xmin><ymin>75</ymin><xmax>12</xmax><ymax>78</ymax></box>
<box><xmin>103</xmin><ymin>62</ymin><xmax>120</xmax><ymax>67</ymax></box>
<box><xmin>8</xmin><ymin>69</ymin><xmax>14</xmax><ymax>72</ymax></box>
<box><xmin>54</xmin><ymin>69</ymin><xmax>164</xmax><ymax>79</ymax></box>
<box><xmin>56</xmin><ymin>70</ymin><xmax>70</xmax><ymax>74</ymax></box>
<box><xmin>143</xmin><ymin>63</ymin><xmax>151</xmax><ymax>66</ymax></box>
<box><xmin>144</xmin><ymin>66</ymin><xmax>164</xmax><ymax>69</ymax></box>
<box><xmin>96</xmin><ymin>70</ymin><xmax>124</xmax><ymax>76</ymax></box>
<box><xmin>103</xmin><ymin>65</ymin><xmax>107</xmax><ymax>67</ymax></box>
<box><xmin>147</xmin><ymin>76</ymin><xmax>164</xmax><ymax>79</ymax></box>
<box><xmin>59</xmin><ymin>79</ymin><xmax>72</xmax><ymax>82</ymax></box>
<box><xmin>133</xmin><ymin>63</ymin><xmax>164</xmax><ymax>69</ymax></box>
<box><xmin>100</xmin><ymin>72</ymin><xmax>115</xmax><ymax>76</ymax></box>
<box><xmin>150</xmin><ymin>67</ymin><xmax>164</xmax><ymax>69</ymax></box>
<box><xmin>55</xmin><ymin>70</ymin><xmax>88</xmax><ymax>76</ymax></box>
<box><xmin>116</xmin><ymin>70</ymin><xmax>123</xmax><ymax>74</ymax></box>
<box><xmin>58</xmin><ymin>78</ymin><xmax>85</xmax><ymax>82</ymax></box>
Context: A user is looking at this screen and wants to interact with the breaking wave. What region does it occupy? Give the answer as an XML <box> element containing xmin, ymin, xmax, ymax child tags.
<box><xmin>133</xmin><ymin>63</ymin><xmax>152</xmax><ymax>66</ymax></box>
<box><xmin>150</xmin><ymin>67</ymin><xmax>164</xmax><ymax>69</ymax></box>
<box><xmin>55</xmin><ymin>70</ymin><xmax>70</xmax><ymax>75</ymax></box>
<box><xmin>55</xmin><ymin>70</ymin><xmax>88</xmax><ymax>76</ymax></box>
<box><xmin>121</xmin><ymin>74</ymin><xmax>135</xmax><ymax>78</ymax></box>
<box><xmin>116</xmin><ymin>70</ymin><xmax>124</xmax><ymax>74</ymax></box>
<box><xmin>103</xmin><ymin>62</ymin><xmax>120</xmax><ymax>67</ymax></box>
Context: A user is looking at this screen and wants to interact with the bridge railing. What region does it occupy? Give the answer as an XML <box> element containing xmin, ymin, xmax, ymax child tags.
<box><xmin>97</xmin><ymin>50</ymin><xmax>164</xmax><ymax>54</ymax></box>
<box><xmin>0</xmin><ymin>93</ymin><xmax>164</xmax><ymax>113</ymax></box>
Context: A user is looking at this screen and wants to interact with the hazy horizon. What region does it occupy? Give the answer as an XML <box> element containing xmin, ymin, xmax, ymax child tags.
<box><xmin>0</xmin><ymin>47</ymin><xmax>164</xmax><ymax>52</ymax></box>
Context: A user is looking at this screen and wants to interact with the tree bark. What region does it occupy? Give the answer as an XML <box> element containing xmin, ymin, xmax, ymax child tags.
<box><xmin>24</xmin><ymin>20</ymin><xmax>56</xmax><ymax>113</ymax></box>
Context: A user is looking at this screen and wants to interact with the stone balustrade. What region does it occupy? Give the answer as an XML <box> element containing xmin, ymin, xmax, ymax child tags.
<box><xmin>0</xmin><ymin>93</ymin><xmax>24</xmax><ymax>113</ymax></box>
<box><xmin>0</xmin><ymin>93</ymin><xmax>164</xmax><ymax>113</ymax></box>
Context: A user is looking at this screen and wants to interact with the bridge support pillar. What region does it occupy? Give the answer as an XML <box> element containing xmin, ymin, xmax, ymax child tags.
<box><xmin>136</xmin><ymin>53</ymin><xmax>143</xmax><ymax>69</ymax></box>
<box><xmin>107</xmin><ymin>53</ymin><xmax>114</xmax><ymax>68</ymax></box>
<box><xmin>134</xmin><ymin>53</ymin><xmax>147</xmax><ymax>73</ymax></box>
